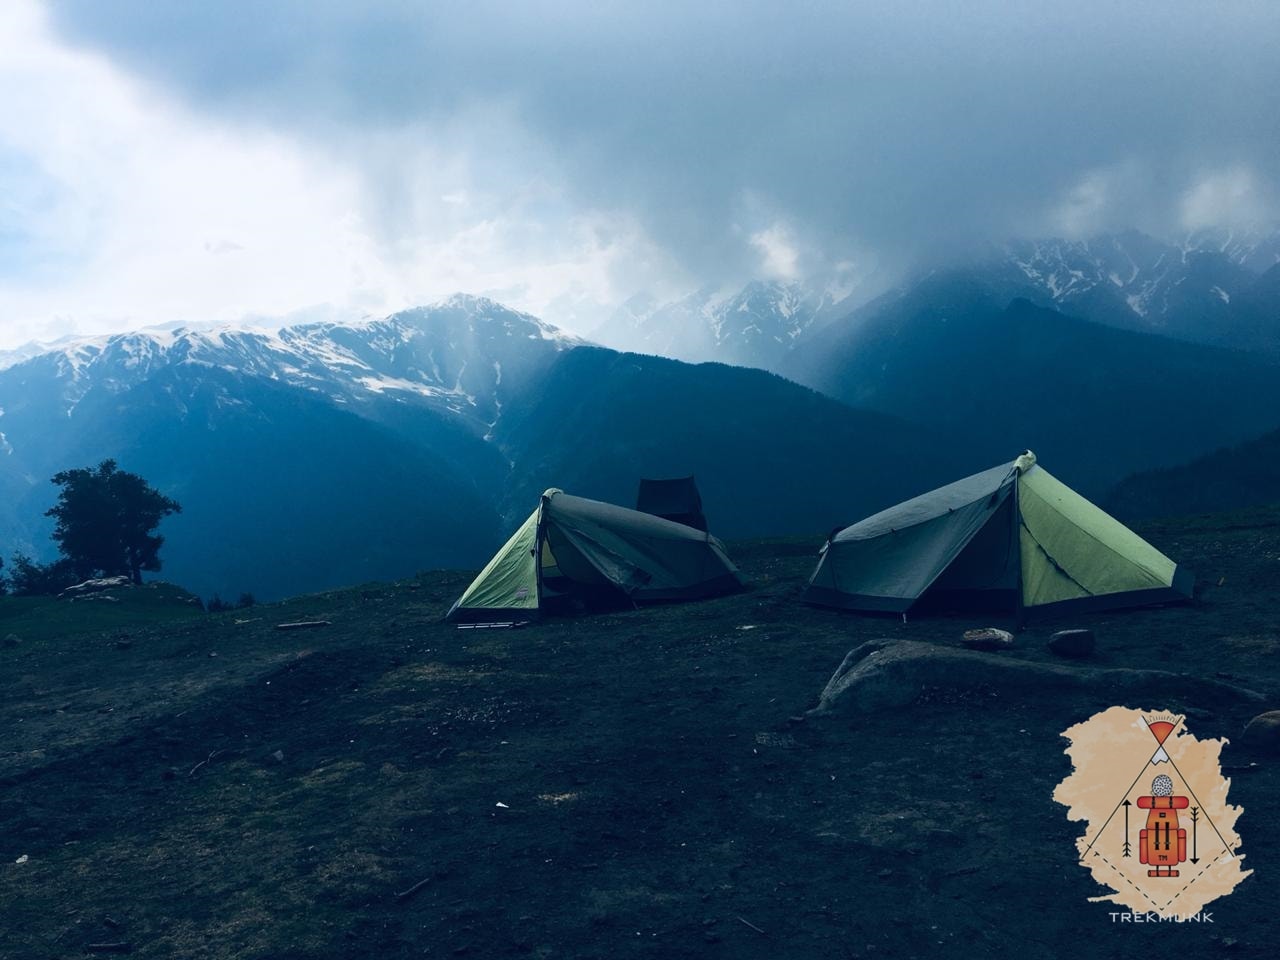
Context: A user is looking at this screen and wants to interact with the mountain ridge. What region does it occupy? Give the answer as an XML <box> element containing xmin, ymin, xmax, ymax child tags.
<box><xmin>0</xmin><ymin>296</ymin><xmax>959</xmax><ymax>601</ymax></box>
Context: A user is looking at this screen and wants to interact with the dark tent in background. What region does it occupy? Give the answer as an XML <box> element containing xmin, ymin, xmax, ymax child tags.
<box><xmin>447</xmin><ymin>488</ymin><xmax>743</xmax><ymax>623</ymax></box>
<box><xmin>635</xmin><ymin>475</ymin><xmax>708</xmax><ymax>531</ymax></box>
<box><xmin>803</xmin><ymin>451</ymin><xmax>1194</xmax><ymax>621</ymax></box>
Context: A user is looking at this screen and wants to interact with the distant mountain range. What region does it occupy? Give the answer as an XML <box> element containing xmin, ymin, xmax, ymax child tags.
<box><xmin>978</xmin><ymin>227</ymin><xmax>1280</xmax><ymax>354</ymax></box>
<box><xmin>5</xmin><ymin>226</ymin><xmax>1279</xmax><ymax>601</ymax></box>
<box><xmin>595</xmin><ymin>280</ymin><xmax>858</xmax><ymax>369</ymax></box>
<box><xmin>0</xmin><ymin>296</ymin><xmax>953</xmax><ymax>601</ymax></box>
<box><xmin>783</xmin><ymin>280</ymin><xmax>1280</xmax><ymax>495</ymax></box>
<box><xmin>1106</xmin><ymin>425</ymin><xmax>1280</xmax><ymax>521</ymax></box>
<box><xmin>0</xmin><ymin>296</ymin><xmax>576</xmax><ymax>600</ymax></box>
<box><xmin>595</xmin><ymin>227</ymin><xmax>1280</xmax><ymax>368</ymax></box>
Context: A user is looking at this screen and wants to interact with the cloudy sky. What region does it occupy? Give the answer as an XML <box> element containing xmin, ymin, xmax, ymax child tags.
<box><xmin>1</xmin><ymin>0</ymin><xmax>1277</xmax><ymax>348</ymax></box>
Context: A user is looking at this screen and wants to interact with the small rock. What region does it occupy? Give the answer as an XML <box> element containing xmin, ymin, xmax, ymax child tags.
<box><xmin>112</xmin><ymin>639</ymin><xmax>133</xmax><ymax>650</ymax></box>
<box><xmin>961</xmin><ymin>628</ymin><xmax>1014</xmax><ymax>651</ymax></box>
<box><xmin>1242</xmin><ymin>711</ymin><xmax>1280</xmax><ymax>755</ymax></box>
<box><xmin>271</xmin><ymin>750</ymin><xmax>285</xmax><ymax>763</ymax></box>
<box><xmin>15</xmin><ymin>854</ymin><xmax>29</xmax><ymax>864</ymax></box>
<box><xmin>1048</xmin><ymin>629</ymin><xmax>1095</xmax><ymax>659</ymax></box>
<box><xmin>2</xmin><ymin>634</ymin><xmax>20</xmax><ymax>648</ymax></box>
<box><xmin>876</xmin><ymin>868</ymin><xmax>893</xmax><ymax>879</ymax></box>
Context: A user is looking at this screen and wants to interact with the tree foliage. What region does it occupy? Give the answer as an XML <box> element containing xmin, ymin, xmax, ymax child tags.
<box><xmin>4</xmin><ymin>553</ymin><xmax>79</xmax><ymax>597</ymax></box>
<box><xmin>46</xmin><ymin>460</ymin><xmax>181</xmax><ymax>584</ymax></box>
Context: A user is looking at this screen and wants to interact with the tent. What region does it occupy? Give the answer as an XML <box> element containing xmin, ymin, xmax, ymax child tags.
<box><xmin>635</xmin><ymin>475</ymin><xmax>708</xmax><ymax>531</ymax></box>
<box><xmin>447</xmin><ymin>488</ymin><xmax>743</xmax><ymax>622</ymax></box>
<box><xmin>803</xmin><ymin>452</ymin><xmax>1194</xmax><ymax>621</ymax></box>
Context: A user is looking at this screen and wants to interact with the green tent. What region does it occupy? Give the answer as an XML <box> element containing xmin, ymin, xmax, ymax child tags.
<box><xmin>447</xmin><ymin>488</ymin><xmax>744</xmax><ymax>622</ymax></box>
<box><xmin>804</xmin><ymin>452</ymin><xmax>1193</xmax><ymax>621</ymax></box>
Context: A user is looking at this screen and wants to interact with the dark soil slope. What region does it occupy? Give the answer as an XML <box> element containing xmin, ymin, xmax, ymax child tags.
<box><xmin>2</xmin><ymin>511</ymin><xmax>1278</xmax><ymax>959</ymax></box>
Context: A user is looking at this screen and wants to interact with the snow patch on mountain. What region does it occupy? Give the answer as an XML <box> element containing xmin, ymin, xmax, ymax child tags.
<box><xmin>599</xmin><ymin>279</ymin><xmax>858</xmax><ymax>368</ymax></box>
<box><xmin>0</xmin><ymin>295</ymin><xmax>584</xmax><ymax>424</ymax></box>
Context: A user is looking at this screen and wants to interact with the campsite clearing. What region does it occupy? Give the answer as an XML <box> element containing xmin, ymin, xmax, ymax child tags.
<box><xmin>1</xmin><ymin>509</ymin><xmax>1278</xmax><ymax>959</ymax></box>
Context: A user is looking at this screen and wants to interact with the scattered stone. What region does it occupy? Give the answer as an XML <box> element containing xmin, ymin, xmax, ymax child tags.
<box><xmin>270</xmin><ymin>750</ymin><xmax>285</xmax><ymax>763</ymax></box>
<box><xmin>1048</xmin><ymin>629</ymin><xmax>1095</xmax><ymax>659</ymax></box>
<box><xmin>1242</xmin><ymin>712</ymin><xmax>1280</xmax><ymax>755</ymax></box>
<box><xmin>59</xmin><ymin>575</ymin><xmax>131</xmax><ymax>598</ymax></box>
<box><xmin>961</xmin><ymin>628</ymin><xmax>1014</xmax><ymax>651</ymax></box>
<box><xmin>2</xmin><ymin>634</ymin><xmax>20</xmax><ymax>648</ymax></box>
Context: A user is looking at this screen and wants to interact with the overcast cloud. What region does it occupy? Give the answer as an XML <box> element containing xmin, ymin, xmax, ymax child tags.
<box><xmin>1</xmin><ymin>0</ymin><xmax>1277</xmax><ymax>348</ymax></box>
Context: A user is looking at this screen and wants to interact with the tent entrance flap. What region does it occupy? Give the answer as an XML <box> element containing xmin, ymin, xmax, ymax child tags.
<box><xmin>914</xmin><ymin>495</ymin><xmax>1020</xmax><ymax>613</ymax></box>
<box><xmin>803</xmin><ymin>473</ymin><xmax>1015</xmax><ymax>612</ymax></box>
<box><xmin>446</xmin><ymin>509</ymin><xmax>540</xmax><ymax>622</ymax></box>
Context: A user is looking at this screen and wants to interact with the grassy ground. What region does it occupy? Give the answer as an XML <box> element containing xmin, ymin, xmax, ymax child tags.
<box><xmin>0</xmin><ymin>581</ymin><xmax>204</xmax><ymax>644</ymax></box>
<box><xmin>1</xmin><ymin>511</ymin><xmax>1277</xmax><ymax>959</ymax></box>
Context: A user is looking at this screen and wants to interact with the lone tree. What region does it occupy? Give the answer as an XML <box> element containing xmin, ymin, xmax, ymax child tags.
<box><xmin>46</xmin><ymin>460</ymin><xmax>181</xmax><ymax>584</ymax></box>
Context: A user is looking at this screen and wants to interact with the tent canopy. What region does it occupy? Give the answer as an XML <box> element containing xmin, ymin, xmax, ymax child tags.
<box><xmin>448</xmin><ymin>488</ymin><xmax>742</xmax><ymax>622</ymax></box>
<box><xmin>804</xmin><ymin>451</ymin><xmax>1193</xmax><ymax>621</ymax></box>
<box><xmin>635</xmin><ymin>475</ymin><xmax>707</xmax><ymax>531</ymax></box>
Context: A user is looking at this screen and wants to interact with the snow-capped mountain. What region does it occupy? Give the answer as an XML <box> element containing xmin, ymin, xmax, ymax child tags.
<box><xmin>993</xmin><ymin>227</ymin><xmax>1280</xmax><ymax>350</ymax></box>
<box><xmin>0</xmin><ymin>293</ymin><xmax>950</xmax><ymax>602</ymax></box>
<box><xmin>0</xmin><ymin>295</ymin><xmax>584</xmax><ymax>434</ymax></box>
<box><xmin>598</xmin><ymin>227</ymin><xmax>1280</xmax><ymax>371</ymax></box>
<box><xmin>1182</xmin><ymin>225</ymin><xmax>1280</xmax><ymax>275</ymax></box>
<box><xmin>0</xmin><ymin>295</ymin><xmax>586</xmax><ymax>600</ymax></box>
<box><xmin>598</xmin><ymin>279</ymin><xmax>856</xmax><ymax>368</ymax></box>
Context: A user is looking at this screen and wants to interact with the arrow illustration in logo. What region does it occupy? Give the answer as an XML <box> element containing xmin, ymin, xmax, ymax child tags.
<box><xmin>1190</xmin><ymin>806</ymin><xmax>1200</xmax><ymax>864</ymax></box>
<box><xmin>1122</xmin><ymin>800</ymin><xmax>1132</xmax><ymax>857</ymax></box>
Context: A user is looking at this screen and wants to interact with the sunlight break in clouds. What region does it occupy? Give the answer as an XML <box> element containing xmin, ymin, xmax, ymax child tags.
<box><xmin>1180</xmin><ymin>166</ymin><xmax>1276</xmax><ymax>232</ymax></box>
<box><xmin>0</xmin><ymin>1</ymin><xmax>388</xmax><ymax>348</ymax></box>
<box><xmin>749</xmin><ymin>224</ymin><xmax>801</xmax><ymax>281</ymax></box>
<box><xmin>0</xmin><ymin>1</ymin><xmax>666</xmax><ymax>349</ymax></box>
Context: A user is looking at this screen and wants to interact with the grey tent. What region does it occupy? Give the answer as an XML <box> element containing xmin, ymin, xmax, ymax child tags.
<box><xmin>447</xmin><ymin>488</ymin><xmax>743</xmax><ymax>622</ymax></box>
<box><xmin>635</xmin><ymin>475</ymin><xmax>707</xmax><ymax>531</ymax></box>
<box><xmin>804</xmin><ymin>452</ymin><xmax>1194</xmax><ymax>621</ymax></box>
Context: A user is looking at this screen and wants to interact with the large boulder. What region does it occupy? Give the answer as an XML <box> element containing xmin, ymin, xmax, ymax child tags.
<box><xmin>961</xmin><ymin>628</ymin><xmax>1014</xmax><ymax>651</ymax></box>
<box><xmin>808</xmin><ymin>639</ymin><xmax>1266</xmax><ymax>717</ymax></box>
<box><xmin>1048</xmin><ymin>629</ymin><xmax>1096</xmax><ymax>659</ymax></box>
<box><xmin>1242</xmin><ymin>712</ymin><xmax>1280</xmax><ymax>755</ymax></box>
<box><xmin>59</xmin><ymin>575</ymin><xmax>132</xmax><ymax>598</ymax></box>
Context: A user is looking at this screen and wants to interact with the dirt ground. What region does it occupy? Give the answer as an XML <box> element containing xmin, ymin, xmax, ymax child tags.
<box><xmin>1</xmin><ymin>509</ymin><xmax>1278</xmax><ymax>959</ymax></box>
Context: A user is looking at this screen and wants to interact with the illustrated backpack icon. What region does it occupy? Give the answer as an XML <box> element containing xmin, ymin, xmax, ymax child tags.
<box><xmin>1138</xmin><ymin>774</ymin><xmax>1189</xmax><ymax>877</ymax></box>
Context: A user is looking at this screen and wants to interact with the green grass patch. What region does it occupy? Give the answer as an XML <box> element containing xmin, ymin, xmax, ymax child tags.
<box><xmin>0</xmin><ymin>581</ymin><xmax>204</xmax><ymax>642</ymax></box>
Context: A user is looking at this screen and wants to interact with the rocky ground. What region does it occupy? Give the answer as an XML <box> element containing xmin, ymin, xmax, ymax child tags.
<box><xmin>1</xmin><ymin>509</ymin><xmax>1278</xmax><ymax>959</ymax></box>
